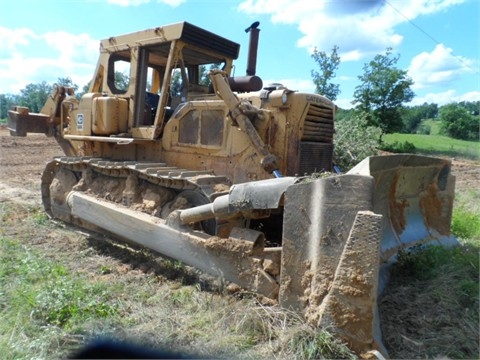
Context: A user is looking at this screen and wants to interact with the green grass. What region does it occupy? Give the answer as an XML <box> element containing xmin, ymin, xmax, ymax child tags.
<box><xmin>383</xmin><ymin>133</ymin><xmax>479</xmax><ymax>160</ymax></box>
<box><xmin>453</xmin><ymin>189</ymin><xmax>480</xmax><ymax>241</ymax></box>
<box><xmin>0</xmin><ymin>237</ymin><xmax>120</xmax><ymax>358</ymax></box>
<box><xmin>453</xmin><ymin>207</ymin><xmax>480</xmax><ymax>240</ymax></box>
<box><xmin>395</xmin><ymin>242</ymin><xmax>479</xmax><ymax>285</ymax></box>
<box><xmin>287</xmin><ymin>327</ymin><xmax>357</xmax><ymax>360</ymax></box>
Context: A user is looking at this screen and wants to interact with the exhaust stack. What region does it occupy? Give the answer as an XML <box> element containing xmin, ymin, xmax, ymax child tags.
<box><xmin>245</xmin><ymin>21</ymin><xmax>260</xmax><ymax>76</ymax></box>
<box><xmin>227</xmin><ymin>21</ymin><xmax>263</xmax><ymax>92</ymax></box>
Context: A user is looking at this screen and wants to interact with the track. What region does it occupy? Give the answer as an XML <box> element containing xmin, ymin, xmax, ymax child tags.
<box><xmin>41</xmin><ymin>156</ymin><xmax>231</xmax><ymax>234</ymax></box>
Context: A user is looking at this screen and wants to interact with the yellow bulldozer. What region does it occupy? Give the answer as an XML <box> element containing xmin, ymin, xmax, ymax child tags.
<box><xmin>8</xmin><ymin>21</ymin><xmax>457</xmax><ymax>357</ymax></box>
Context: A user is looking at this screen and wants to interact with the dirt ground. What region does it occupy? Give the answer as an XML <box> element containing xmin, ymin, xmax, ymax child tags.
<box><xmin>1</xmin><ymin>128</ymin><xmax>479</xmax><ymax>357</ymax></box>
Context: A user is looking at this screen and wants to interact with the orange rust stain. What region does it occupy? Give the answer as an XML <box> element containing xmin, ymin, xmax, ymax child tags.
<box><xmin>389</xmin><ymin>173</ymin><xmax>408</xmax><ymax>235</ymax></box>
<box><xmin>419</xmin><ymin>182</ymin><xmax>450</xmax><ymax>236</ymax></box>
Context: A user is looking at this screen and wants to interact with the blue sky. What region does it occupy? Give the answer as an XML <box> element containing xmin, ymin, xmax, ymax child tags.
<box><xmin>1</xmin><ymin>0</ymin><xmax>478</xmax><ymax>109</ymax></box>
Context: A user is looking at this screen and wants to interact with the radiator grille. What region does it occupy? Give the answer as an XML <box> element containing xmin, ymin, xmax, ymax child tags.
<box><xmin>301</xmin><ymin>103</ymin><xmax>334</xmax><ymax>143</ymax></box>
<box><xmin>298</xmin><ymin>103</ymin><xmax>334</xmax><ymax>174</ymax></box>
<box><xmin>299</xmin><ymin>142</ymin><xmax>333</xmax><ymax>174</ymax></box>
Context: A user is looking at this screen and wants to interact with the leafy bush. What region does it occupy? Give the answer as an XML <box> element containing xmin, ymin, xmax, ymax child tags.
<box><xmin>334</xmin><ymin>113</ymin><xmax>381</xmax><ymax>171</ymax></box>
<box><xmin>379</xmin><ymin>140</ymin><xmax>416</xmax><ymax>153</ymax></box>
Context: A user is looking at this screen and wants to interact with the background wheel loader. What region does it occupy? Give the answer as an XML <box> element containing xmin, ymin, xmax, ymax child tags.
<box><xmin>8</xmin><ymin>21</ymin><xmax>457</xmax><ymax>357</ymax></box>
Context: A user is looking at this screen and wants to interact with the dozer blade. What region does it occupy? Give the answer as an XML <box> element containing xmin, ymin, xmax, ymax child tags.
<box><xmin>347</xmin><ymin>154</ymin><xmax>457</xmax><ymax>262</ymax></box>
<box><xmin>277</xmin><ymin>155</ymin><xmax>458</xmax><ymax>357</ymax></box>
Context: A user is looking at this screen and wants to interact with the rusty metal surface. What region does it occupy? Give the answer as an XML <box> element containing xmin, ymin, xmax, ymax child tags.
<box><xmin>347</xmin><ymin>154</ymin><xmax>457</xmax><ymax>261</ymax></box>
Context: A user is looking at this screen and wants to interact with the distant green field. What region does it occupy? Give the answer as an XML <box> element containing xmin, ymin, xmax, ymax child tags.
<box><xmin>383</xmin><ymin>133</ymin><xmax>480</xmax><ymax>160</ymax></box>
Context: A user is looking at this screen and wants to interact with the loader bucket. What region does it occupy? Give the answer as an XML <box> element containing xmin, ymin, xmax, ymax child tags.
<box><xmin>347</xmin><ymin>154</ymin><xmax>457</xmax><ymax>262</ymax></box>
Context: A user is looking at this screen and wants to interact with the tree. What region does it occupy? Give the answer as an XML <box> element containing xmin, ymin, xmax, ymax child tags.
<box><xmin>439</xmin><ymin>103</ymin><xmax>479</xmax><ymax>141</ymax></box>
<box><xmin>56</xmin><ymin>77</ymin><xmax>79</xmax><ymax>92</ymax></box>
<box><xmin>18</xmin><ymin>81</ymin><xmax>53</xmax><ymax>113</ymax></box>
<box><xmin>352</xmin><ymin>48</ymin><xmax>414</xmax><ymax>138</ymax></box>
<box><xmin>457</xmin><ymin>100</ymin><xmax>480</xmax><ymax>116</ymax></box>
<box><xmin>311</xmin><ymin>45</ymin><xmax>341</xmax><ymax>101</ymax></box>
<box><xmin>0</xmin><ymin>94</ymin><xmax>20</xmax><ymax>119</ymax></box>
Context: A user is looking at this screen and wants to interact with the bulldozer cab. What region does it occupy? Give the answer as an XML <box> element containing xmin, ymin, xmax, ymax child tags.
<box><xmin>86</xmin><ymin>22</ymin><xmax>240</xmax><ymax>140</ymax></box>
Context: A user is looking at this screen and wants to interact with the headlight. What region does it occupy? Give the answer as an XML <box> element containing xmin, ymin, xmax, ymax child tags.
<box><xmin>282</xmin><ymin>91</ymin><xmax>288</xmax><ymax>104</ymax></box>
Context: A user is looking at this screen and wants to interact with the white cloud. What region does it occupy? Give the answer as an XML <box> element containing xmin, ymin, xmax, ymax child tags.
<box><xmin>410</xmin><ymin>89</ymin><xmax>480</xmax><ymax>106</ymax></box>
<box><xmin>43</xmin><ymin>31</ymin><xmax>99</xmax><ymax>64</ymax></box>
<box><xmin>458</xmin><ymin>91</ymin><xmax>480</xmax><ymax>103</ymax></box>
<box><xmin>408</xmin><ymin>44</ymin><xmax>475</xmax><ymax>89</ymax></box>
<box><xmin>238</xmin><ymin>0</ymin><xmax>466</xmax><ymax>60</ymax></box>
<box><xmin>0</xmin><ymin>27</ymin><xmax>37</xmax><ymax>51</ymax></box>
<box><xmin>238</xmin><ymin>0</ymin><xmax>325</xmax><ymax>23</ymax></box>
<box><xmin>395</xmin><ymin>0</ymin><xmax>465</xmax><ymax>18</ymax></box>
<box><xmin>0</xmin><ymin>28</ymin><xmax>99</xmax><ymax>94</ymax></box>
<box><xmin>107</xmin><ymin>0</ymin><xmax>184</xmax><ymax>6</ymax></box>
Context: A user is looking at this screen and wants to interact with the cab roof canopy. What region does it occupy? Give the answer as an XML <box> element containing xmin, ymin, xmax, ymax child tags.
<box><xmin>100</xmin><ymin>21</ymin><xmax>240</xmax><ymax>66</ymax></box>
